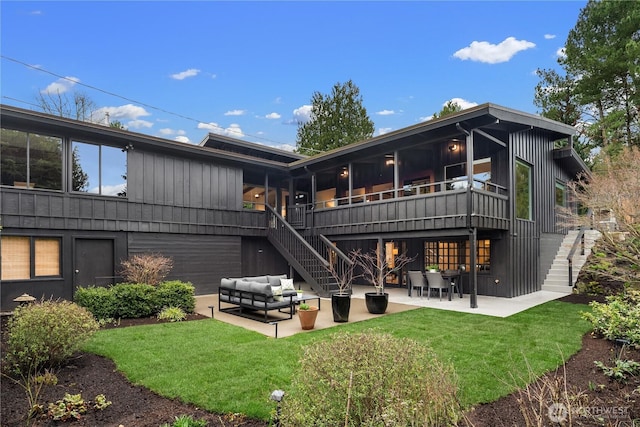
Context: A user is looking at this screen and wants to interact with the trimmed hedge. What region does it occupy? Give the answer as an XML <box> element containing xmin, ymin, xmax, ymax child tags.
<box><xmin>74</xmin><ymin>280</ymin><xmax>196</xmax><ymax>320</ymax></box>
<box><xmin>156</xmin><ymin>281</ymin><xmax>196</xmax><ymax>313</ymax></box>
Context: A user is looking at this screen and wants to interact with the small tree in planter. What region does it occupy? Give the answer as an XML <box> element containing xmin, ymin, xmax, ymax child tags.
<box><xmin>354</xmin><ymin>250</ymin><xmax>416</xmax><ymax>314</ymax></box>
<box><xmin>323</xmin><ymin>249</ymin><xmax>360</xmax><ymax>322</ymax></box>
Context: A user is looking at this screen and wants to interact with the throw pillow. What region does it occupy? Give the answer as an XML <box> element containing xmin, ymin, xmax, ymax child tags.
<box><xmin>271</xmin><ymin>285</ymin><xmax>283</xmax><ymax>301</ymax></box>
<box><xmin>280</xmin><ymin>278</ymin><xmax>295</xmax><ymax>291</ymax></box>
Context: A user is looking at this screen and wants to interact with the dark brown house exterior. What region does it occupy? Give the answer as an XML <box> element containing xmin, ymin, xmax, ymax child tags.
<box><xmin>0</xmin><ymin>103</ymin><xmax>587</xmax><ymax>311</ymax></box>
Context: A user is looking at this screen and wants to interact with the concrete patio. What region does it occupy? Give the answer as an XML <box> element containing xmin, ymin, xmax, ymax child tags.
<box><xmin>195</xmin><ymin>284</ymin><xmax>569</xmax><ymax>339</ymax></box>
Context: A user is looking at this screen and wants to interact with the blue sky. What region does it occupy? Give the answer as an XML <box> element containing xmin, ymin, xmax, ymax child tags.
<box><xmin>1</xmin><ymin>1</ymin><xmax>586</xmax><ymax>151</ymax></box>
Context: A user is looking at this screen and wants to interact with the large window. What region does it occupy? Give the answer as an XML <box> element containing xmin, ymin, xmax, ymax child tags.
<box><xmin>424</xmin><ymin>239</ymin><xmax>490</xmax><ymax>272</ymax></box>
<box><xmin>1</xmin><ymin>236</ymin><xmax>61</xmax><ymax>280</ymax></box>
<box><xmin>1</xmin><ymin>128</ymin><xmax>63</xmax><ymax>190</ymax></box>
<box><xmin>555</xmin><ymin>180</ymin><xmax>566</xmax><ymax>207</ymax></box>
<box><xmin>445</xmin><ymin>158</ymin><xmax>492</xmax><ymax>190</ymax></box>
<box><xmin>515</xmin><ymin>159</ymin><xmax>532</xmax><ymax>220</ymax></box>
<box><xmin>72</xmin><ymin>141</ymin><xmax>127</xmax><ymax>196</ymax></box>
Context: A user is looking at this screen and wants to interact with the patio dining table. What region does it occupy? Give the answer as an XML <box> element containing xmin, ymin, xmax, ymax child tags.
<box><xmin>441</xmin><ymin>270</ymin><xmax>462</xmax><ymax>300</ymax></box>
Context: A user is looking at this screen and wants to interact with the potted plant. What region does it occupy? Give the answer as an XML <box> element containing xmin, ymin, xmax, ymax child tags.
<box><xmin>297</xmin><ymin>303</ymin><xmax>319</xmax><ymax>330</ymax></box>
<box><xmin>354</xmin><ymin>250</ymin><xmax>416</xmax><ymax>314</ymax></box>
<box><xmin>427</xmin><ymin>264</ymin><xmax>440</xmax><ymax>272</ymax></box>
<box><xmin>323</xmin><ymin>249</ymin><xmax>360</xmax><ymax>323</ymax></box>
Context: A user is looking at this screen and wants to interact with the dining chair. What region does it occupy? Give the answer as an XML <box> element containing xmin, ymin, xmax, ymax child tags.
<box><xmin>407</xmin><ymin>270</ymin><xmax>426</xmax><ymax>298</ymax></box>
<box><xmin>425</xmin><ymin>271</ymin><xmax>449</xmax><ymax>301</ymax></box>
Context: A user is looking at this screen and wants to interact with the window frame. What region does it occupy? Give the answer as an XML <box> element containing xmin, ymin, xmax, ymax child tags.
<box><xmin>0</xmin><ymin>235</ymin><xmax>63</xmax><ymax>281</ymax></box>
<box><xmin>515</xmin><ymin>159</ymin><xmax>533</xmax><ymax>220</ymax></box>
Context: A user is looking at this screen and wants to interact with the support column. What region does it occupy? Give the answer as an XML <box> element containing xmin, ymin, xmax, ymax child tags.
<box><xmin>470</xmin><ymin>228</ymin><xmax>478</xmax><ymax>308</ymax></box>
<box><xmin>393</xmin><ymin>150</ymin><xmax>399</xmax><ymax>198</ymax></box>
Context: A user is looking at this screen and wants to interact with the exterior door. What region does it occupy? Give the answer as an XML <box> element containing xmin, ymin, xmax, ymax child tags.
<box><xmin>74</xmin><ymin>238</ymin><xmax>115</xmax><ymax>288</ymax></box>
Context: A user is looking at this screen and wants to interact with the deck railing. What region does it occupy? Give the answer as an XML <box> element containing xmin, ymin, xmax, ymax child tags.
<box><xmin>312</xmin><ymin>178</ymin><xmax>507</xmax><ymax>210</ymax></box>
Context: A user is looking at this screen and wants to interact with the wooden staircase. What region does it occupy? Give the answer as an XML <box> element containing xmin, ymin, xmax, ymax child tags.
<box><xmin>541</xmin><ymin>229</ymin><xmax>601</xmax><ymax>293</ymax></box>
<box><xmin>265</xmin><ymin>206</ymin><xmax>350</xmax><ymax>297</ymax></box>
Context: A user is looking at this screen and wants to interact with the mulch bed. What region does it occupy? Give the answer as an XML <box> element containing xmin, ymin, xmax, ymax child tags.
<box><xmin>2</xmin><ymin>295</ymin><xmax>639</xmax><ymax>426</ymax></box>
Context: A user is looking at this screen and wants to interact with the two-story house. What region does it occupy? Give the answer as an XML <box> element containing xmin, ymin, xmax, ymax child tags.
<box><xmin>0</xmin><ymin>103</ymin><xmax>588</xmax><ymax>311</ymax></box>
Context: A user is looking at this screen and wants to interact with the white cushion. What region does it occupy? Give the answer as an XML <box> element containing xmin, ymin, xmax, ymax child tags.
<box><xmin>280</xmin><ymin>278</ymin><xmax>295</xmax><ymax>291</ymax></box>
<box><xmin>271</xmin><ymin>285</ymin><xmax>283</xmax><ymax>301</ymax></box>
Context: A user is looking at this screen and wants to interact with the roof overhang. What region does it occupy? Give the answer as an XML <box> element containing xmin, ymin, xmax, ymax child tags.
<box><xmin>200</xmin><ymin>133</ymin><xmax>306</xmax><ymax>163</ymax></box>
<box><xmin>553</xmin><ymin>146</ymin><xmax>591</xmax><ymax>180</ymax></box>
<box><xmin>0</xmin><ymin>104</ymin><xmax>290</xmax><ymax>174</ymax></box>
<box><xmin>288</xmin><ymin>103</ymin><xmax>577</xmax><ymax>174</ymax></box>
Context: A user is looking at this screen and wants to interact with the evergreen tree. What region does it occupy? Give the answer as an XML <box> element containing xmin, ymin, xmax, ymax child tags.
<box><xmin>295</xmin><ymin>80</ymin><xmax>374</xmax><ymax>155</ymax></box>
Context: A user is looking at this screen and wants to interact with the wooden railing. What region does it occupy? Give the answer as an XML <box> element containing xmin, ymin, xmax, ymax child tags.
<box><xmin>265</xmin><ymin>205</ymin><xmax>337</xmax><ymax>296</ymax></box>
<box><xmin>312</xmin><ymin>178</ymin><xmax>507</xmax><ymax>209</ymax></box>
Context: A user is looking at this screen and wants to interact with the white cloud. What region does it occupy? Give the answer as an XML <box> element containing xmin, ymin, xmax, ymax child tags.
<box><xmin>96</xmin><ymin>183</ymin><xmax>126</xmax><ymax>197</ymax></box>
<box><xmin>224</xmin><ymin>109</ymin><xmax>246</xmax><ymax>116</ymax></box>
<box><xmin>274</xmin><ymin>97</ymin><xmax>282</xmax><ymax>104</ymax></box>
<box><xmin>174</xmin><ymin>136</ymin><xmax>190</xmax><ymax>143</ymax></box>
<box><xmin>544</xmin><ymin>34</ymin><xmax>556</xmax><ymax>40</ymax></box>
<box><xmin>127</xmin><ymin>119</ymin><xmax>153</xmax><ymax>129</ymax></box>
<box><xmin>419</xmin><ymin>115</ymin><xmax>433</xmax><ymax>122</ymax></box>
<box><xmin>92</xmin><ymin>104</ymin><xmax>151</xmax><ymax>125</ymax></box>
<box><xmin>292</xmin><ymin>105</ymin><xmax>312</xmax><ymax>124</ymax></box>
<box><xmin>453</xmin><ymin>37</ymin><xmax>536</xmax><ymax>64</ymax></box>
<box><xmin>556</xmin><ymin>47</ymin><xmax>566</xmax><ymax>59</ymax></box>
<box><xmin>159</xmin><ymin>128</ymin><xmax>187</xmax><ymax>137</ymax></box>
<box><xmin>30</xmin><ymin>10</ymin><xmax>43</xmax><ymax>15</ymax></box>
<box><xmin>198</xmin><ymin>121</ymin><xmax>244</xmax><ymax>138</ymax></box>
<box><xmin>273</xmin><ymin>143</ymin><xmax>295</xmax><ymax>152</ymax></box>
<box><xmin>376</xmin><ymin>110</ymin><xmax>395</xmax><ymax>116</ymax></box>
<box><xmin>170</xmin><ymin>68</ymin><xmax>200</xmax><ymax>80</ymax></box>
<box><xmin>41</xmin><ymin>76</ymin><xmax>80</xmax><ymax>95</ymax></box>
<box><xmin>377</xmin><ymin>127</ymin><xmax>393</xmax><ymax>136</ymax></box>
<box><xmin>266</xmin><ymin>112</ymin><xmax>281</xmax><ymax>119</ymax></box>
<box><xmin>446</xmin><ymin>97</ymin><xmax>478</xmax><ymax>110</ymax></box>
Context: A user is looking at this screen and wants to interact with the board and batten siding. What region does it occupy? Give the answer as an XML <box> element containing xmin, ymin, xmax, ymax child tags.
<box><xmin>509</xmin><ymin>128</ymin><xmax>563</xmax><ymax>296</ymax></box>
<box><xmin>128</xmin><ymin>233</ymin><xmax>241</xmax><ymax>295</ymax></box>
<box><xmin>129</xmin><ymin>150</ymin><xmax>242</xmax><ymax>211</ymax></box>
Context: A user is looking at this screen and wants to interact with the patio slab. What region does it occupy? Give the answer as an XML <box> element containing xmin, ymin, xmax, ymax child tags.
<box><xmin>195</xmin><ymin>284</ymin><xmax>569</xmax><ymax>338</ymax></box>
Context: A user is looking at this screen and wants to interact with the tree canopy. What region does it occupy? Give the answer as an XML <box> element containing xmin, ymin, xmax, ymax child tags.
<box><xmin>534</xmin><ymin>0</ymin><xmax>640</xmax><ymax>163</ymax></box>
<box><xmin>295</xmin><ymin>80</ymin><xmax>374</xmax><ymax>155</ymax></box>
<box><xmin>432</xmin><ymin>100</ymin><xmax>464</xmax><ymax>120</ymax></box>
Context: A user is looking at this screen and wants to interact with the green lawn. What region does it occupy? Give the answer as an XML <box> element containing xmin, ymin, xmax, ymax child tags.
<box><xmin>84</xmin><ymin>300</ymin><xmax>592</xmax><ymax>420</ymax></box>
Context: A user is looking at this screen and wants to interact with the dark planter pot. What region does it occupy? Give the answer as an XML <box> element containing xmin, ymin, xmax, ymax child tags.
<box><xmin>365</xmin><ymin>292</ymin><xmax>389</xmax><ymax>314</ymax></box>
<box><xmin>331</xmin><ymin>293</ymin><xmax>351</xmax><ymax>323</ymax></box>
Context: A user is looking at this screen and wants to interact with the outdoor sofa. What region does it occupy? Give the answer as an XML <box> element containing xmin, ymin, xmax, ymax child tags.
<box><xmin>218</xmin><ymin>274</ymin><xmax>297</xmax><ymax>322</ymax></box>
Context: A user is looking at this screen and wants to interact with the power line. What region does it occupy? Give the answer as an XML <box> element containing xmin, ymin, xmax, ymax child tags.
<box><xmin>1</xmin><ymin>54</ymin><xmax>295</xmax><ymax>147</ymax></box>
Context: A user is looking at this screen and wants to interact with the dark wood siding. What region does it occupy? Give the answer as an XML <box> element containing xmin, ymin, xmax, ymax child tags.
<box><xmin>128</xmin><ymin>150</ymin><xmax>242</xmax><ymax>210</ymax></box>
<box><xmin>1</xmin><ymin>188</ymin><xmax>266</xmax><ymax>237</ymax></box>
<box><xmin>128</xmin><ymin>233</ymin><xmax>241</xmax><ymax>295</ymax></box>
<box><xmin>509</xmin><ymin>129</ymin><xmax>557</xmax><ymax>295</ymax></box>
<box><xmin>0</xmin><ymin>230</ymin><xmax>127</xmax><ymax>312</ymax></box>
<box><xmin>240</xmin><ymin>237</ymin><xmax>289</xmax><ymax>277</ymax></box>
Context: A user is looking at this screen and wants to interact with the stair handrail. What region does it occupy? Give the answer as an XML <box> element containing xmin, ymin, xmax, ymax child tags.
<box><xmin>265</xmin><ymin>205</ymin><xmax>329</xmax><ymax>268</ymax></box>
<box><xmin>318</xmin><ymin>234</ymin><xmax>354</xmax><ymax>266</ymax></box>
<box><xmin>566</xmin><ymin>227</ymin><xmax>586</xmax><ymax>287</ymax></box>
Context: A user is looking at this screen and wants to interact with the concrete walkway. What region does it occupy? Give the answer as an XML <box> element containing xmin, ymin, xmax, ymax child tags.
<box><xmin>195</xmin><ymin>284</ymin><xmax>568</xmax><ymax>339</ymax></box>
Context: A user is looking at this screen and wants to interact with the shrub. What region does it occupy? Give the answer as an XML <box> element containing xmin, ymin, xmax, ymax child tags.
<box><xmin>74</xmin><ymin>285</ymin><xmax>117</xmax><ymax>320</ymax></box>
<box><xmin>47</xmin><ymin>393</ymin><xmax>87</xmax><ymax>421</ymax></box>
<box><xmin>119</xmin><ymin>253</ymin><xmax>173</xmax><ymax>286</ymax></box>
<box><xmin>280</xmin><ymin>330</ymin><xmax>461</xmax><ymax>426</ymax></box>
<box><xmin>156</xmin><ymin>280</ymin><xmax>196</xmax><ymax>313</ymax></box>
<box><xmin>158</xmin><ymin>306</ymin><xmax>187</xmax><ymax>322</ymax></box>
<box><xmin>581</xmin><ymin>289</ymin><xmax>640</xmax><ymax>348</ymax></box>
<box><xmin>111</xmin><ymin>283</ymin><xmax>157</xmax><ymax>318</ymax></box>
<box><xmin>4</xmin><ymin>300</ymin><xmax>99</xmax><ymax>374</ymax></box>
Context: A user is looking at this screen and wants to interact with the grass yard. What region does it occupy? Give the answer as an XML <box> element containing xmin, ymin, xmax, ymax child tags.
<box><xmin>84</xmin><ymin>300</ymin><xmax>592</xmax><ymax>420</ymax></box>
